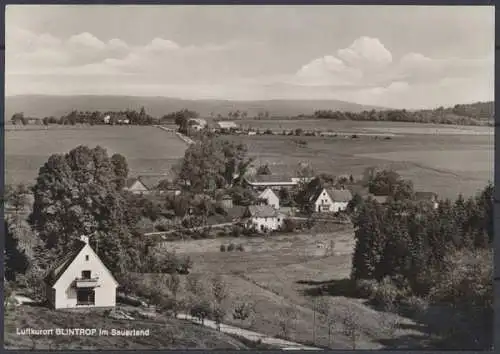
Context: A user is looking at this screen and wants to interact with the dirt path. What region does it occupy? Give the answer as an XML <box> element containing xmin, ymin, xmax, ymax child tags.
<box><xmin>176</xmin><ymin>313</ymin><xmax>320</xmax><ymax>350</ymax></box>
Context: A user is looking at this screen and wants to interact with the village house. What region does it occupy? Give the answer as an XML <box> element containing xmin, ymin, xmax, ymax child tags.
<box><xmin>415</xmin><ymin>191</ymin><xmax>439</xmax><ymax>209</ymax></box>
<box><xmin>258</xmin><ymin>187</ymin><xmax>280</xmax><ymax>209</ymax></box>
<box><xmin>123</xmin><ymin>175</ymin><xmax>177</xmax><ymax>196</ymax></box>
<box><xmin>44</xmin><ymin>235</ymin><xmax>119</xmax><ymax>310</ymax></box>
<box><xmin>243</xmin><ymin>205</ymin><xmax>284</xmax><ymax>233</ymax></box>
<box><xmin>312</xmin><ymin>187</ymin><xmax>353</xmax><ymax>213</ymax></box>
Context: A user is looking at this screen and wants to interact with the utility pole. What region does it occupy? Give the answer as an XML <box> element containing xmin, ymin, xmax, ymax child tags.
<box><xmin>313</xmin><ymin>298</ymin><xmax>316</xmax><ymax>344</ymax></box>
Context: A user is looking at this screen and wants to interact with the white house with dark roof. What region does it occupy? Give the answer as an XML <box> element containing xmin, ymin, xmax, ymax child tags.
<box><xmin>44</xmin><ymin>235</ymin><xmax>118</xmax><ymax>310</ymax></box>
<box><xmin>312</xmin><ymin>187</ymin><xmax>353</xmax><ymax>213</ymax></box>
<box><xmin>243</xmin><ymin>205</ymin><xmax>284</xmax><ymax>233</ymax></box>
<box><xmin>258</xmin><ymin>187</ymin><xmax>280</xmax><ymax>210</ymax></box>
<box><xmin>244</xmin><ymin>174</ymin><xmax>298</xmax><ymax>191</ymax></box>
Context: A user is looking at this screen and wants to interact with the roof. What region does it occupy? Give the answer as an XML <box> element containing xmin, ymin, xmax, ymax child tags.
<box><xmin>259</xmin><ymin>188</ymin><xmax>278</xmax><ymax>199</ymax></box>
<box><xmin>247</xmin><ymin>174</ymin><xmax>295</xmax><ymax>184</ymax></box>
<box><xmin>313</xmin><ymin>188</ymin><xmax>353</xmax><ymax>203</ymax></box>
<box><xmin>189</xmin><ymin>118</ymin><xmax>207</xmax><ymax>126</ymax></box>
<box><xmin>126</xmin><ymin>175</ymin><xmax>173</xmax><ymax>190</ymax></box>
<box><xmin>217</xmin><ymin>121</ymin><xmax>238</xmax><ymax>129</ymax></box>
<box><xmin>326</xmin><ymin>188</ymin><xmax>353</xmax><ymax>202</ymax></box>
<box><xmin>246</xmin><ymin>205</ymin><xmax>279</xmax><ymax>218</ymax></box>
<box><xmin>44</xmin><ymin>240</ymin><xmax>87</xmax><ymax>287</ymax></box>
<box><xmin>415</xmin><ymin>191</ymin><xmax>438</xmax><ymax>201</ymax></box>
<box><xmin>366</xmin><ymin>194</ymin><xmax>389</xmax><ymax>204</ymax></box>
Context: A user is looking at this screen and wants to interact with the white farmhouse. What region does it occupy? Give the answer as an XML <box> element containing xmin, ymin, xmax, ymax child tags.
<box><xmin>258</xmin><ymin>187</ymin><xmax>280</xmax><ymax>210</ymax></box>
<box><xmin>243</xmin><ymin>205</ymin><xmax>284</xmax><ymax>233</ymax></box>
<box><xmin>44</xmin><ymin>235</ymin><xmax>119</xmax><ymax>310</ymax></box>
<box><xmin>312</xmin><ymin>188</ymin><xmax>353</xmax><ymax>213</ymax></box>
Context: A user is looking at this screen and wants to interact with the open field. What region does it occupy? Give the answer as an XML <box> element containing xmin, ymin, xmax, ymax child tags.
<box><xmin>235</xmin><ymin>119</ymin><xmax>494</xmax><ymax>135</ymax></box>
<box><xmin>155</xmin><ymin>227</ymin><xmax>428</xmax><ymax>349</ymax></box>
<box><xmin>5</xmin><ymin>126</ymin><xmax>188</xmax><ymax>185</ymax></box>
<box><xmin>221</xmin><ymin>127</ymin><xmax>493</xmax><ymax>199</ymax></box>
<box><xmin>4</xmin><ymin>304</ymin><xmax>247</xmax><ymax>350</ymax></box>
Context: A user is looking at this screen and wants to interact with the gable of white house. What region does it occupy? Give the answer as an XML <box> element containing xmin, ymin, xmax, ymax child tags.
<box><xmin>314</xmin><ymin>188</ymin><xmax>334</xmax><ymax>212</ymax></box>
<box><xmin>259</xmin><ymin>188</ymin><xmax>280</xmax><ymax>209</ymax></box>
<box><xmin>126</xmin><ymin>180</ymin><xmax>149</xmax><ymax>194</ymax></box>
<box><xmin>49</xmin><ymin>243</ymin><xmax>118</xmax><ymax>309</ymax></box>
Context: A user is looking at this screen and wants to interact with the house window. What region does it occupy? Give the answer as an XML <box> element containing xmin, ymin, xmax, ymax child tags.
<box><xmin>76</xmin><ymin>288</ymin><xmax>95</xmax><ymax>306</ymax></box>
<box><xmin>81</xmin><ymin>270</ymin><xmax>91</xmax><ymax>279</ymax></box>
<box><xmin>85</xmin><ymin>255</ymin><xmax>89</xmax><ymax>261</ymax></box>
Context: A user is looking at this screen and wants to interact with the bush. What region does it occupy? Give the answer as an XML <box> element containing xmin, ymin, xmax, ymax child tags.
<box><xmin>356</xmin><ymin>279</ymin><xmax>379</xmax><ymax>299</ymax></box>
<box><xmin>227</xmin><ymin>243</ymin><xmax>236</xmax><ymax>252</ymax></box>
<box><xmin>370</xmin><ymin>277</ymin><xmax>399</xmax><ymax>310</ymax></box>
<box><xmin>220</xmin><ymin>244</ymin><xmax>227</xmax><ymax>252</ymax></box>
<box><xmin>236</xmin><ymin>244</ymin><xmax>245</xmax><ymax>252</ymax></box>
<box><xmin>398</xmin><ymin>296</ymin><xmax>429</xmax><ymax>318</ymax></box>
<box><xmin>282</xmin><ymin>218</ymin><xmax>297</xmax><ymax>233</ymax></box>
<box><xmin>231</xmin><ymin>225</ymin><xmax>243</xmax><ymax>237</ymax></box>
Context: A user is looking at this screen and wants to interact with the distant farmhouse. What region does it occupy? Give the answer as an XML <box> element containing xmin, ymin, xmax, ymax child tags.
<box><xmin>242</xmin><ymin>205</ymin><xmax>284</xmax><ymax>233</ymax></box>
<box><xmin>44</xmin><ymin>235</ymin><xmax>118</xmax><ymax>309</ymax></box>
<box><xmin>311</xmin><ymin>187</ymin><xmax>353</xmax><ymax>213</ymax></box>
<box><xmin>188</xmin><ymin>118</ymin><xmax>207</xmax><ymax>131</ymax></box>
<box><xmin>258</xmin><ymin>188</ymin><xmax>280</xmax><ymax>210</ymax></box>
<box><xmin>415</xmin><ymin>191</ymin><xmax>439</xmax><ymax>209</ymax></box>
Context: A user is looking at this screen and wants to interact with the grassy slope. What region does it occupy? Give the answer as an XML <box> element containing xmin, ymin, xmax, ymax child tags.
<box><xmin>151</xmin><ymin>229</ymin><xmax>427</xmax><ymax>350</ymax></box>
<box><xmin>4</xmin><ymin>305</ymin><xmax>248</xmax><ymax>350</ymax></box>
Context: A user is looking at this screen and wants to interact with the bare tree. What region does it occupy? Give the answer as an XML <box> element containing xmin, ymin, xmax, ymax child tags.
<box><xmin>278</xmin><ymin>306</ymin><xmax>298</xmax><ymax>340</ymax></box>
<box><xmin>166</xmin><ymin>274</ymin><xmax>182</xmax><ymax>317</ymax></box>
<box><xmin>211</xmin><ymin>275</ymin><xmax>228</xmax><ymax>305</ymax></box>
<box><xmin>317</xmin><ymin>297</ymin><xmax>336</xmax><ymax>347</ymax></box>
<box><xmin>342</xmin><ymin>305</ymin><xmax>361</xmax><ymax>349</ymax></box>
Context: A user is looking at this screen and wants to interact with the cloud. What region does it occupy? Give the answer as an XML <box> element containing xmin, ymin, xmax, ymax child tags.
<box><xmin>337</xmin><ymin>36</ymin><xmax>393</xmax><ymax>69</ymax></box>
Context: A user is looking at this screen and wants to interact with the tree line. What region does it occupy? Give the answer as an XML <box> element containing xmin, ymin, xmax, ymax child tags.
<box><xmin>313</xmin><ymin>101</ymin><xmax>493</xmax><ymax>126</ymax></box>
<box><xmin>351</xmin><ymin>182</ymin><xmax>493</xmax><ymax>349</ymax></box>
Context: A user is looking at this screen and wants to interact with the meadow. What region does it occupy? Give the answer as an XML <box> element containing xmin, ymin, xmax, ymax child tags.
<box><xmin>222</xmin><ymin>121</ymin><xmax>493</xmax><ymax>199</ymax></box>
<box><xmin>153</xmin><ymin>226</ymin><xmax>427</xmax><ymax>349</ymax></box>
<box><xmin>5</xmin><ymin>126</ymin><xmax>188</xmax><ymax>185</ymax></box>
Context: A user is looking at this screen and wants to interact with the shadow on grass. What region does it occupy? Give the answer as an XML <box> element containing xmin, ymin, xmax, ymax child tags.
<box><xmin>378</xmin><ymin>333</ymin><xmax>431</xmax><ymax>350</ymax></box>
<box><xmin>296</xmin><ymin>277</ymin><xmax>361</xmax><ymax>298</ymax></box>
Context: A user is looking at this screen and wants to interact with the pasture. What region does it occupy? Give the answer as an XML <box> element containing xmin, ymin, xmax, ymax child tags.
<box><xmin>222</xmin><ymin>123</ymin><xmax>493</xmax><ymax>199</ymax></box>
<box><xmin>155</xmin><ymin>226</ymin><xmax>426</xmax><ymax>349</ymax></box>
<box><xmin>5</xmin><ymin>126</ymin><xmax>188</xmax><ymax>185</ymax></box>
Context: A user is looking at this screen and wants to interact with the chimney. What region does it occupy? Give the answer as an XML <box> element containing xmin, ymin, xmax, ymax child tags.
<box><xmin>80</xmin><ymin>235</ymin><xmax>89</xmax><ymax>244</ymax></box>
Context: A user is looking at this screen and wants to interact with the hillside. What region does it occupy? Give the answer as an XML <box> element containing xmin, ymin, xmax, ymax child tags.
<box><xmin>4</xmin><ymin>95</ymin><xmax>384</xmax><ymax>119</ymax></box>
<box><xmin>4</xmin><ymin>305</ymin><xmax>249</xmax><ymax>350</ymax></box>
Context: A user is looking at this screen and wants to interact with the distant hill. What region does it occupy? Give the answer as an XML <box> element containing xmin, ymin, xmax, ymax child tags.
<box><xmin>4</xmin><ymin>95</ymin><xmax>385</xmax><ymax>119</ymax></box>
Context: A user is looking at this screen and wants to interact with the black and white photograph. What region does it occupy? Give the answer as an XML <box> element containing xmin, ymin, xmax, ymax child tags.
<box><xmin>3</xmin><ymin>4</ymin><xmax>494</xmax><ymax>351</ymax></box>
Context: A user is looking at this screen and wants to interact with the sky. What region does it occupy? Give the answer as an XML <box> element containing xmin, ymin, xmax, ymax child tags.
<box><xmin>5</xmin><ymin>5</ymin><xmax>494</xmax><ymax>109</ymax></box>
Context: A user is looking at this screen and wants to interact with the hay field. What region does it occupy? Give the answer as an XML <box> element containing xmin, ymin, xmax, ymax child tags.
<box><xmin>5</xmin><ymin>126</ymin><xmax>188</xmax><ymax>185</ymax></box>
<box><xmin>222</xmin><ymin>131</ymin><xmax>493</xmax><ymax>199</ymax></box>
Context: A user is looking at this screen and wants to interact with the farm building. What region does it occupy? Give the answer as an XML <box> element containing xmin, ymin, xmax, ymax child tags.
<box><xmin>243</xmin><ymin>205</ymin><xmax>284</xmax><ymax>233</ymax></box>
<box><xmin>188</xmin><ymin>118</ymin><xmax>207</xmax><ymax>131</ymax></box>
<box><xmin>415</xmin><ymin>191</ymin><xmax>439</xmax><ymax>209</ymax></box>
<box><xmin>44</xmin><ymin>235</ymin><xmax>119</xmax><ymax>310</ymax></box>
<box><xmin>258</xmin><ymin>188</ymin><xmax>280</xmax><ymax>210</ymax></box>
<box><xmin>312</xmin><ymin>187</ymin><xmax>353</xmax><ymax>213</ymax></box>
<box><xmin>124</xmin><ymin>175</ymin><xmax>174</xmax><ymax>195</ymax></box>
<box><xmin>216</xmin><ymin>121</ymin><xmax>238</xmax><ymax>131</ymax></box>
<box><xmin>244</xmin><ymin>174</ymin><xmax>298</xmax><ymax>191</ymax></box>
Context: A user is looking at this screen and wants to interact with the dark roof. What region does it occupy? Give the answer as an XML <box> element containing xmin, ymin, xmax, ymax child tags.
<box><xmin>346</xmin><ymin>184</ymin><xmax>370</xmax><ymax>196</ymax></box>
<box><xmin>226</xmin><ymin>205</ymin><xmax>246</xmax><ymax>219</ymax></box>
<box><xmin>246</xmin><ymin>205</ymin><xmax>279</xmax><ymax>218</ymax></box>
<box><xmin>44</xmin><ymin>240</ymin><xmax>87</xmax><ymax>287</ymax></box>
<box><xmin>366</xmin><ymin>194</ymin><xmax>389</xmax><ymax>204</ymax></box>
<box><xmin>415</xmin><ymin>191</ymin><xmax>438</xmax><ymax>201</ymax></box>
<box><xmin>326</xmin><ymin>188</ymin><xmax>353</xmax><ymax>202</ymax></box>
